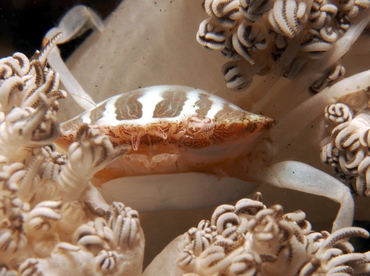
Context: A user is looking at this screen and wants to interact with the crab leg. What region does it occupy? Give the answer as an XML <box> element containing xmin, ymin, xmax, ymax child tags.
<box><xmin>43</xmin><ymin>5</ymin><xmax>104</xmax><ymax>111</ymax></box>
<box><xmin>257</xmin><ymin>160</ymin><xmax>354</xmax><ymax>231</ymax></box>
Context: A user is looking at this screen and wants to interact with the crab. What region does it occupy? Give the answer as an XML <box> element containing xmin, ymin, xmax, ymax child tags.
<box><xmin>39</xmin><ymin>2</ymin><xmax>370</xmax><ymax>233</ymax></box>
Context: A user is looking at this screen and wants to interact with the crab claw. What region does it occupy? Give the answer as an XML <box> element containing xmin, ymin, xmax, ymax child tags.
<box><xmin>43</xmin><ymin>5</ymin><xmax>104</xmax><ymax>111</ymax></box>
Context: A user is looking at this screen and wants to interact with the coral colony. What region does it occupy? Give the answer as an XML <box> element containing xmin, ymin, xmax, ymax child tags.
<box><xmin>1</xmin><ymin>1</ymin><xmax>370</xmax><ymax>275</ymax></box>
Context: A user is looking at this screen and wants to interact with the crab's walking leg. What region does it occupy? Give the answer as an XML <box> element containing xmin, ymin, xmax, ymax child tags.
<box><xmin>43</xmin><ymin>5</ymin><xmax>104</xmax><ymax>111</ymax></box>
<box><xmin>258</xmin><ymin>160</ymin><xmax>354</xmax><ymax>231</ymax></box>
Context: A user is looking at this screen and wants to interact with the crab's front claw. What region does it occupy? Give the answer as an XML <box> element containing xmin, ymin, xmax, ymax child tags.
<box><xmin>44</xmin><ymin>5</ymin><xmax>104</xmax><ymax>46</ymax></box>
<box><xmin>43</xmin><ymin>5</ymin><xmax>104</xmax><ymax>111</ymax></box>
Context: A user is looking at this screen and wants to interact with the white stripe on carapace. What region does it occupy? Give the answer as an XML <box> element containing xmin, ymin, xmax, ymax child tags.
<box><xmin>135</xmin><ymin>87</ymin><xmax>164</xmax><ymax>125</ymax></box>
<box><xmin>179</xmin><ymin>89</ymin><xmax>201</xmax><ymax>118</ymax></box>
<box><xmin>100</xmin><ymin>94</ymin><xmax>122</xmax><ymax>126</ymax></box>
<box><xmin>206</xmin><ymin>96</ymin><xmax>225</xmax><ymax>118</ymax></box>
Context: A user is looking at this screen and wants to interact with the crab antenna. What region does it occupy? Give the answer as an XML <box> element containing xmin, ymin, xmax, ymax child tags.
<box><xmin>43</xmin><ymin>5</ymin><xmax>104</xmax><ymax>111</ymax></box>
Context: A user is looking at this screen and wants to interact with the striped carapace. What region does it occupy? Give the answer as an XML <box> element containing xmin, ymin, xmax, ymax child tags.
<box><xmin>57</xmin><ymin>85</ymin><xmax>274</xmax><ymax>184</ymax></box>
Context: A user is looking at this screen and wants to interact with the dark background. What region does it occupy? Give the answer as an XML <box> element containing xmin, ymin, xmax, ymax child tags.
<box><xmin>0</xmin><ymin>0</ymin><xmax>121</xmax><ymax>58</ymax></box>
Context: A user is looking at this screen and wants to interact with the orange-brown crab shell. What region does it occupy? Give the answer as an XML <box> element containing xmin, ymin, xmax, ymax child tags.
<box><xmin>57</xmin><ymin>85</ymin><xmax>274</xmax><ymax>185</ymax></box>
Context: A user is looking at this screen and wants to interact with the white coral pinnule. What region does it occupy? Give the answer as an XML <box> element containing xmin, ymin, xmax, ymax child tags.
<box><xmin>299</xmin><ymin>227</ymin><xmax>370</xmax><ymax>275</ymax></box>
<box><xmin>23</xmin><ymin>200</ymin><xmax>63</xmax><ymax>258</ymax></box>
<box><xmin>74</xmin><ymin>217</ymin><xmax>113</xmax><ymax>254</ymax></box>
<box><xmin>0</xmin><ymin>33</ymin><xmax>144</xmax><ymax>274</ymax></box>
<box><xmin>16</xmin><ymin>201</ymin><xmax>144</xmax><ymax>276</ymax></box>
<box><xmin>268</xmin><ymin>0</ymin><xmax>308</xmax><ymax>39</ymax></box>
<box><xmin>94</xmin><ymin>250</ymin><xmax>119</xmax><ymax>271</ymax></box>
<box><xmin>0</xmin><ymin>36</ymin><xmax>66</xmax><ymax>114</ymax></box>
<box><xmin>0</xmin><ymin>36</ymin><xmax>65</xmax><ymax>159</ymax></box>
<box><xmin>197</xmin><ymin>0</ymin><xmax>370</xmax><ymax>92</ymax></box>
<box><xmin>106</xmin><ymin>202</ymin><xmax>142</xmax><ymax>250</ymax></box>
<box><xmin>321</xmin><ymin>102</ymin><xmax>370</xmax><ymax>196</ymax></box>
<box><xmin>144</xmin><ymin>193</ymin><xmax>370</xmax><ymax>276</ymax></box>
<box><xmin>70</xmin><ymin>202</ymin><xmax>144</xmax><ymax>275</ymax></box>
<box><xmin>0</xmin><ymin>53</ymin><xmax>29</xmax><ymax>113</ymax></box>
<box><xmin>0</xmin><ymin>163</ymin><xmax>30</xmax><ymax>263</ymax></box>
<box><xmin>0</xmin><ymin>95</ymin><xmax>59</xmax><ymax>157</ymax></box>
<box><xmin>24</xmin><ymin>200</ymin><xmax>63</xmax><ymax>238</ymax></box>
<box><xmin>57</xmin><ymin>124</ymin><xmax>129</xmax><ymax>200</ymax></box>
